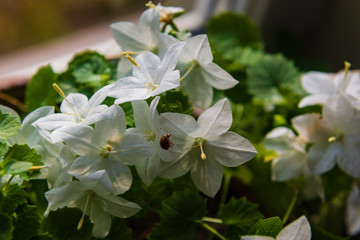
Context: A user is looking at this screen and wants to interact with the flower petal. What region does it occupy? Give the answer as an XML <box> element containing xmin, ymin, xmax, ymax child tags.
<box><xmin>201</xmin><ymin>62</ymin><xmax>238</xmax><ymax>90</ymax></box>
<box><xmin>277</xmin><ymin>216</ymin><xmax>311</xmax><ymax>240</ymax></box>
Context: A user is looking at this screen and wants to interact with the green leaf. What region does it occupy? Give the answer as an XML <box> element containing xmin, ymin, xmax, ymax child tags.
<box><xmin>25</xmin><ymin>65</ymin><xmax>58</xmax><ymax>112</ymax></box>
<box><xmin>68</xmin><ymin>51</ymin><xmax>112</xmax><ymax>89</ymax></box>
<box><xmin>43</xmin><ymin>207</ymin><xmax>93</xmax><ymax>240</ymax></box>
<box><xmin>0</xmin><ymin>142</ymin><xmax>9</xmax><ymax>157</ymax></box>
<box><xmin>219</xmin><ymin>198</ymin><xmax>264</xmax><ymax>237</ymax></box>
<box><xmin>207</xmin><ymin>12</ymin><xmax>263</xmax><ymax>66</ymax></box>
<box><xmin>98</xmin><ymin>218</ymin><xmax>132</xmax><ymax>240</ymax></box>
<box><xmin>0</xmin><ymin>213</ymin><xmax>13</xmax><ymax>240</ymax></box>
<box><xmin>148</xmin><ymin>190</ymin><xmax>207</xmax><ymax>240</ymax></box>
<box><xmin>247</xmin><ymin>54</ymin><xmax>301</xmax><ymax>105</ymax></box>
<box><xmin>1</xmin><ymin>184</ymin><xmax>28</xmax><ymax>214</ymax></box>
<box><xmin>0</xmin><ymin>111</ymin><xmax>21</xmax><ymax>142</ymax></box>
<box><xmin>12</xmin><ymin>205</ymin><xmax>41</xmax><ymax>240</ymax></box>
<box><xmin>247</xmin><ymin>217</ymin><xmax>283</xmax><ymax>238</ymax></box>
<box><xmin>2</xmin><ymin>144</ymin><xmax>42</xmax><ymax>180</ymax></box>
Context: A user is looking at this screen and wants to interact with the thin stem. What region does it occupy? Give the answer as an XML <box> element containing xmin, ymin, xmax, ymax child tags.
<box><xmin>78</xmin><ymin>192</ymin><xmax>92</xmax><ymax>230</ymax></box>
<box><xmin>161</xmin><ymin>23</ymin><xmax>168</xmax><ymax>32</ymax></box>
<box><xmin>180</xmin><ymin>61</ymin><xmax>196</xmax><ymax>82</ymax></box>
<box><xmin>218</xmin><ymin>172</ymin><xmax>231</xmax><ymax>216</ymax></box>
<box><xmin>169</xmin><ymin>20</ymin><xmax>179</xmax><ymax>32</ymax></box>
<box><xmin>282</xmin><ymin>187</ymin><xmax>298</xmax><ymax>224</ymax></box>
<box><xmin>197</xmin><ymin>221</ymin><xmax>227</xmax><ymax>240</ymax></box>
<box><xmin>202</xmin><ymin>217</ymin><xmax>223</xmax><ymax>224</ymax></box>
<box><xmin>0</xmin><ymin>91</ymin><xmax>27</xmax><ymax>112</ymax></box>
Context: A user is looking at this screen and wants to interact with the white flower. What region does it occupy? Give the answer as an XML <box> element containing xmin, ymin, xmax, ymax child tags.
<box><xmin>111</xmin><ymin>6</ymin><xmax>178</xmax><ymax>77</ymax></box>
<box><xmin>129</xmin><ymin>96</ymin><xmax>182</xmax><ymax>186</ymax></box>
<box><xmin>45</xmin><ymin>170</ymin><xmax>141</xmax><ymax>239</ymax></box>
<box><xmin>33</xmin><ymin>86</ymin><xmax>110</xmax><ymax>142</ymax></box>
<box><xmin>177</xmin><ymin>35</ymin><xmax>238</xmax><ymax>109</ymax></box>
<box><xmin>108</xmin><ymin>42</ymin><xmax>185</xmax><ymax>104</ymax></box>
<box><xmin>51</xmin><ymin>104</ymin><xmax>153</xmax><ymax>194</ymax></box>
<box><xmin>299</xmin><ymin>69</ymin><xmax>360</xmax><ymax>108</ymax></box>
<box><xmin>241</xmin><ymin>216</ymin><xmax>311</xmax><ymax>240</ymax></box>
<box><xmin>159</xmin><ymin>98</ymin><xmax>257</xmax><ymax>197</ymax></box>
<box><xmin>304</xmin><ymin>93</ymin><xmax>360</xmax><ymax>177</ymax></box>
<box><xmin>264</xmin><ymin>127</ymin><xmax>310</xmax><ymax>181</ymax></box>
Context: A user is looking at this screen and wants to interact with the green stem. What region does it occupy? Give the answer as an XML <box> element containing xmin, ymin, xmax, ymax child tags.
<box><xmin>282</xmin><ymin>187</ymin><xmax>298</xmax><ymax>224</ymax></box>
<box><xmin>202</xmin><ymin>217</ymin><xmax>223</xmax><ymax>224</ymax></box>
<box><xmin>197</xmin><ymin>221</ymin><xmax>227</xmax><ymax>240</ymax></box>
<box><xmin>218</xmin><ymin>172</ymin><xmax>232</xmax><ymax>215</ymax></box>
<box><xmin>169</xmin><ymin>20</ymin><xmax>179</xmax><ymax>32</ymax></box>
<box><xmin>161</xmin><ymin>23</ymin><xmax>168</xmax><ymax>33</ymax></box>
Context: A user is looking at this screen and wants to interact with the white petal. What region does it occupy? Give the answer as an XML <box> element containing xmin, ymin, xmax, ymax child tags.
<box><xmin>109</xmin><ymin>77</ymin><xmax>151</xmax><ymax>104</ymax></box>
<box><xmin>346</xmin><ymin>185</ymin><xmax>360</xmax><ymax>235</ymax></box>
<box><xmin>206</xmin><ymin>132</ymin><xmax>257</xmax><ymax>167</ymax></box>
<box><xmin>111</xmin><ymin>133</ymin><xmax>153</xmax><ymax>165</ymax></box>
<box><xmin>101</xmin><ymin>157</ymin><xmax>132</xmax><ymax>194</ymax></box>
<box><xmin>85</xmin><ymin>85</ymin><xmax>110</xmax><ymax>115</ymax></box>
<box><xmin>197</xmin><ymin>98</ymin><xmax>232</xmax><ymax>138</ymax></box>
<box><xmin>264</xmin><ymin>127</ymin><xmax>296</xmax><ymax>153</ymax></box>
<box><xmin>151</xmin><ymin>70</ymin><xmax>180</xmax><ymax>96</ymax></box>
<box><xmin>132</xmin><ymin>100</ymin><xmax>152</xmax><ymax>132</ymax></box>
<box><xmin>134</xmin><ymin>52</ymin><xmax>161</xmax><ymax>81</ymax></box>
<box><xmin>190</xmin><ymin>151</ymin><xmax>223</xmax><ymax>198</ymax></box>
<box><xmin>277</xmin><ymin>216</ymin><xmax>311</xmax><ymax>240</ymax></box>
<box><xmin>157</xmin><ymin>42</ymin><xmax>185</xmax><ymax>81</ymax></box>
<box><xmin>272</xmin><ymin>150</ymin><xmax>307</xmax><ymax>181</ymax></box>
<box><xmin>241</xmin><ymin>237</ymin><xmax>274</xmax><ymax>240</ymax></box>
<box><xmin>308</xmin><ymin>143</ymin><xmax>338</xmax><ymax>175</ymax></box>
<box><xmin>201</xmin><ymin>62</ymin><xmax>238</xmax><ymax>90</ymax></box>
<box><xmin>298</xmin><ymin>95</ymin><xmax>328</xmax><ymax>108</ymax></box>
<box><xmin>301</xmin><ymin>71</ymin><xmax>335</xmax><ymax>95</ymax></box>
<box><xmin>136</xmin><ymin>154</ymin><xmax>161</xmax><ymax>186</ymax></box>
<box><xmin>33</xmin><ymin>114</ymin><xmax>76</xmax><ymax>131</ymax></box>
<box><xmin>94</xmin><ymin>104</ymin><xmax>126</xmax><ymax>145</ymax></box>
<box><xmin>68</xmin><ymin>155</ymin><xmax>100</xmax><ymax>177</ymax></box>
<box><xmin>178</xmin><ymin>34</ymin><xmax>213</xmax><ymax>64</ymax></box>
<box><xmin>60</xmin><ymin>93</ymin><xmax>88</xmax><ymax>115</ymax></box>
<box><xmin>157</xmin><ymin>155</ymin><xmax>191</xmax><ymax>178</ymax></box>
<box><xmin>101</xmin><ymin>194</ymin><xmax>141</xmax><ymax>218</ymax></box>
<box><xmin>337</xmin><ymin>133</ymin><xmax>360</xmax><ymax>178</ymax></box>
<box><xmin>89</xmin><ymin>198</ymin><xmax>112</xmax><ymax>238</ymax></box>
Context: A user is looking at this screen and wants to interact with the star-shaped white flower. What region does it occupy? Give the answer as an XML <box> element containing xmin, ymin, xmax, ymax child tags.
<box><xmin>159</xmin><ymin>98</ymin><xmax>257</xmax><ymax>197</ymax></box>
<box><xmin>177</xmin><ymin>35</ymin><xmax>238</xmax><ymax>109</ymax></box>
<box><xmin>264</xmin><ymin>127</ymin><xmax>310</xmax><ymax>181</ymax></box>
<box><xmin>108</xmin><ymin>42</ymin><xmax>185</xmax><ymax>104</ymax></box>
<box><xmin>45</xmin><ymin>170</ymin><xmax>141</xmax><ymax>238</ymax></box>
<box><xmin>241</xmin><ymin>216</ymin><xmax>311</xmax><ymax>240</ymax></box>
<box><xmin>128</xmin><ymin>96</ymin><xmax>182</xmax><ymax>185</ymax></box>
<box><xmin>299</xmin><ymin>69</ymin><xmax>360</xmax><ymax>108</ymax></box>
<box><xmin>51</xmin><ymin>104</ymin><xmax>153</xmax><ymax>195</ymax></box>
<box><xmin>111</xmin><ymin>6</ymin><xmax>178</xmax><ymax>77</ymax></box>
<box><xmin>33</xmin><ymin>85</ymin><xmax>110</xmax><ymax>142</ymax></box>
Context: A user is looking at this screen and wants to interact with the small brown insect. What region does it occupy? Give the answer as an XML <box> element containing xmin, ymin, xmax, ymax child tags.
<box><xmin>160</xmin><ymin>133</ymin><xmax>172</xmax><ymax>150</ymax></box>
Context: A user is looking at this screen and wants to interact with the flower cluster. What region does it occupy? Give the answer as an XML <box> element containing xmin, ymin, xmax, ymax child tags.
<box><xmin>14</xmin><ymin>3</ymin><xmax>257</xmax><ymax>238</ymax></box>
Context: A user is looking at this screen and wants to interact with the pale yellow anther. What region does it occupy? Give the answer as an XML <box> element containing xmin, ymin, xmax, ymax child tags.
<box><xmin>29</xmin><ymin>166</ymin><xmax>42</xmax><ymax>171</ymax></box>
<box><xmin>328</xmin><ymin>136</ymin><xmax>336</xmax><ymax>142</ymax></box>
<box><xmin>77</xmin><ymin>218</ymin><xmax>84</xmax><ymax>231</ymax></box>
<box><xmin>199</xmin><ymin>141</ymin><xmax>206</xmax><ymax>160</ymax></box>
<box><xmin>78</xmin><ymin>191</ymin><xmax>93</xmax><ymax>230</ymax></box>
<box><xmin>146</xmin><ymin>1</ymin><xmax>156</xmax><ymax>9</ymax></box>
<box><xmin>53</xmin><ymin>83</ymin><xmax>65</xmax><ymax>98</ymax></box>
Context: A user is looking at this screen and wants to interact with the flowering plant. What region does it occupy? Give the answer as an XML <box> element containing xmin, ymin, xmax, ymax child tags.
<box><xmin>0</xmin><ymin>2</ymin><xmax>359</xmax><ymax>240</ymax></box>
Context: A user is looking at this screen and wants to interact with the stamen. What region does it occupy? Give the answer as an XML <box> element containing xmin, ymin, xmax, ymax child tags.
<box><xmin>121</xmin><ymin>51</ymin><xmax>136</xmax><ymax>56</ymax></box>
<box><xmin>340</xmin><ymin>61</ymin><xmax>352</xmax><ymax>92</ymax></box>
<box><xmin>125</xmin><ymin>54</ymin><xmax>139</xmax><ymax>68</ymax></box>
<box><xmin>77</xmin><ymin>191</ymin><xmax>93</xmax><ymax>230</ymax></box>
<box><xmin>53</xmin><ymin>83</ymin><xmax>82</xmax><ymax>122</ymax></box>
<box><xmin>199</xmin><ymin>141</ymin><xmax>206</xmax><ymax>160</ymax></box>
<box><xmin>328</xmin><ymin>136</ymin><xmax>336</xmax><ymax>142</ymax></box>
<box><xmin>180</xmin><ymin>61</ymin><xmax>197</xmax><ymax>82</ymax></box>
<box><xmin>146</xmin><ymin>1</ymin><xmax>156</xmax><ymax>9</ymax></box>
<box><xmin>28</xmin><ymin>166</ymin><xmax>43</xmax><ymax>171</ymax></box>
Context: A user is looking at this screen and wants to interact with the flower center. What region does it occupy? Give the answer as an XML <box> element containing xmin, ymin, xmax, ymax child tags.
<box><xmin>100</xmin><ymin>144</ymin><xmax>113</xmax><ymax>159</ymax></box>
<box><xmin>328</xmin><ymin>132</ymin><xmax>344</xmax><ymax>143</ymax></box>
<box><xmin>143</xmin><ymin>130</ymin><xmax>156</xmax><ymax>142</ymax></box>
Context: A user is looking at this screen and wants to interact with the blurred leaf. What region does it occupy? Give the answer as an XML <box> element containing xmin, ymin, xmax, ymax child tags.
<box><xmin>207</xmin><ymin>12</ymin><xmax>263</xmax><ymax>67</ymax></box>
<box><xmin>25</xmin><ymin>65</ymin><xmax>58</xmax><ymax>112</ymax></box>
<box><xmin>0</xmin><ymin>213</ymin><xmax>13</xmax><ymax>240</ymax></box>
<box><xmin>0</xmin><ymin>111</ymin><xmax>21</xmax><ymax>142</ymax></box>
<box><xmin>247</xmin><ymin>217</ymin><xmax>283</xmax><ymax>238</ymax></box>
<box><xmin>247</xmin><ymin>54</ymin><xmax>301</xmax><ymax>105</ymax></box>
<box><xmin>43</xmin><ymin>207</ymin><xmax>93</xmax><ymax>240</ymax></box>
<box><xmin>219</xmin><ymin>198</ymin><xmax>264</xmax><ymax>238</ymax></box>
<box><xmin>12</xmin><ymin>205</ymin><xmax>41</xmax><ymax>240</ymax></box>
<box><xmin>1</xmin><ymin>184</ymin><xmax>28</xmax><ymax>214</ymax></box>
<box><xmin>2</xmin><ymin>144</ymin><xmax>42</xmax><ymax>180</ymax></box>
<box><xmin>148</xmin><ymin>190</ymin><xmax>207</xmax><ymax>240</ymax></box>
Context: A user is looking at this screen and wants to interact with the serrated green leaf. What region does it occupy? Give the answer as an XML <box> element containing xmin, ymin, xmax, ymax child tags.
<box><xmin>12</xmin><ymin>205</ymin><xmax>41</xmax><ymax>240</ymax></box>
<box><xmin>247</xmin><ymin>217</ymin><xmax>283</xmax><ymax>238</ymax></box>
<box><xmin>0</xmin><ymin>142</ymin><xmax>9</xmax><ymax>157</ymax></box>
<box><xmin>149</xmin><ymin>190</ymin><xmax>207</xmax><ymax>240</ymax></box>
<box><xmin>0</xmin><ymin>111</ymin><xmax>21</xmax><ymax>142</ymax></box>
<box><xmin>68</xmin><ymin>51</ymin><xmax>112</xmax><ymax>89</ymax></box>
<box><xmin>0</xmin><ymin>213</ymin><xmax>13</xmax><ymax>240</ymax></box>
<box><xmin>219</xmin><ymin>198</ymin><xmax>264</xmax><ymax>237</ymax></box>
<box><xmin>207</xmin><ymin>12</ymin><xmax>263</xmax><ymax>66</ymax></box>
<box><xmin>247</xmin><ymin>54</ymin><xmax>301</xmax><ymax>105</ymax></box>
<box><xmin>25</xmin><ymin>65</ymin><xmax>58</xmax><ymax>112</ymax></box>
<box><xmin>1</xmin><ymin>184</ymin><xmax>28</xmax><ymax>214</ymax></box>
<box><xmin>43</xmin><ymin>207</ymin><xmax>93</xmax><ymax>240</ymax></box>
<box><xmin>2</xmin><ymin>144</ymin><xmax>42</xmax><ymax>180</ymax></box>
